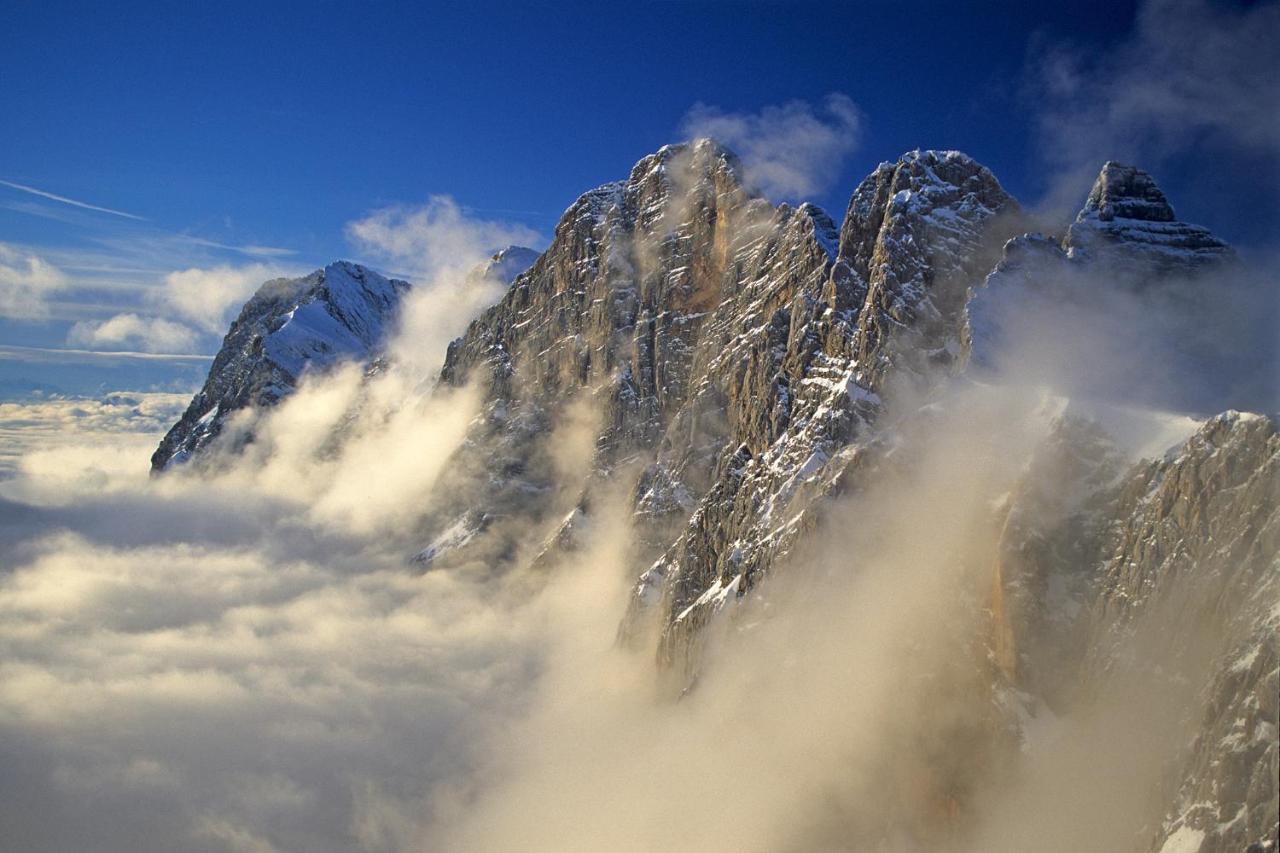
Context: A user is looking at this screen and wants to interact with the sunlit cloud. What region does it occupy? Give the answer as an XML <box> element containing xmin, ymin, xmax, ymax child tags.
<box><xmin>67</xmin><ymin>312</ymin><xmax>202</xmax><ymax>354</ymax></box>
<box><xmin>680</xmin><ymin>93</ymin><xmax>863</xmax><ymax>200</ymax></box>
<box><xmin>155</xmin><ymin>263</ymin><xmax>292</xmax><ymax>334</ymax></box>
<box><xmin>0</xmin><ymin>243</ymin><xmax>69</xmax><ymax>320</ymax></box>
<box><xmin>0</xmin><ymin>390</ymin><xmax>189</xmax><ymax>480</ymax></box>
<box><xmin>346</xmin><ymin>195</ymin><xmax>541</xmax><ymax>283</ymax></box>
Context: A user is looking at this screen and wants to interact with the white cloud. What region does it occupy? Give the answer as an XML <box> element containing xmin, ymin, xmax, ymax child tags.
<box><xmin>0</xmin><ymin>391</ymin><xmax>189</xmax><ymax>486</ymax></box>
<box><xmin>0</xmin><ymin>426</ymin><xmax>538</xmax><ymax>853</ymax></box>
<box><xmin>0</xmin><ymin>243</ymin><xmax>69</xmax><ymax>320</ymax></box>
<box><xmin>680</xmin><ymin>93</ymin><xmax>863</xmax><ymax>200</ymax></box>
<box><xmin>67</xmin><ymin>312</ymin><xmax>201</xmax><ymax>354</ymax></box>
<box><xmin>155</xmin><ymin>263</ymin><xmax>287</xmax><ymax>334</ymax></box>
<box><xmin>346</xmin><ymin>195</ymin><xmax>541</xmax><ymax>283</ymax></box>
<box><xmin>344</xmin><ymin>196</ymin><xmax>543</xmax><ymax>377</ymax></box>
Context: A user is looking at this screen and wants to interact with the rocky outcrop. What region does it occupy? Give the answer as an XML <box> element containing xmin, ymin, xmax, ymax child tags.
<box><xmin>1067</xmin><ymin>162</ymin><xmax>1234</xmax><ymax>272</ymax></box>
<box><xmin>988</xmin><ymin>411</ymin><xmax>1127</xmax><ymax>696</ymax></box>
<box><xmin>836</xmin><ymin>150</ymin><xmax>1018</xmax><ymax>389</ymax></box>
<box><xmin>423</xmin><ymin>140</ymin><xmax>767</xmax><ymax>569</ymax></box>
<box><xmin>964</xmin><ymin>161</ymin><xmax>1250</xmax><ymax>414</ymax></box>
<box><xmin>968</xmin><ymin>163</ymin><xmax>1234</xmax><ymax>339</ymax></box>
<box><xmin>424</xmin><ymin>145</ymin><xmax>1020</xmax><ymax>638</ymax></box>
<box><xmin>985</xmin><ymin>409</ymin><xmax>1278</xmax><ymax>853</ymax></box>
<box><xmin>478</xmin><ymin>246</ymin><xmax>540</xmax><ymax>287</ymax></box>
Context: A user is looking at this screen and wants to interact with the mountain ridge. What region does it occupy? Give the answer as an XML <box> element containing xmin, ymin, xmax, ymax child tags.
<box><xmin>152</xmin><ymin>140</ymin><xmax>1277</xmax><ymax>852</ymax></box>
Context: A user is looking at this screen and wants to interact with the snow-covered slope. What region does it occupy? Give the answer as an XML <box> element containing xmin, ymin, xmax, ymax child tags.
<box><xmin>151</xmin><ymin>261</ymin><xmax>410</xmax><ymax>471</ymax></box>
<box><xmin>152</xmin><ymin>247</ymin><xmax>539</xmax><ymax>472</ymax></box>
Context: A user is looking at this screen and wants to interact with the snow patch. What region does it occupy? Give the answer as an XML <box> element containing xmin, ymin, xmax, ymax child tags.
<box><xmin>1158</xmin><ymin>826</ymin><xmax>1205</xmax><ymax>853</ymax></box>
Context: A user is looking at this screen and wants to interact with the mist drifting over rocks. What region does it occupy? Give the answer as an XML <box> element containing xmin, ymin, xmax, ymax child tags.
<box><xmin>2</xmin><ymin>25</ymin><xmax>1278</xmax><ymax>852</ymax></box>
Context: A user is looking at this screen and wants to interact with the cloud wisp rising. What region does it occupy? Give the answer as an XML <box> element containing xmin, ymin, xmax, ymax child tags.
<box><xmin>680</xmin><ymin>93</ymin><xmax>863</xmax><ymax>201</ymax></box>
<box><xmin>346</xmin><ymin>195</ymin><xmax>541</xmax><ymax>284</ymax></box>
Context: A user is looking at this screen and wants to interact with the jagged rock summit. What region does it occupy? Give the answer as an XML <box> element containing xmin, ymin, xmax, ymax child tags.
<box><xmin>479</xmin><ymin>245</ymin><xmax>540</xmax><ymax>286</ymax></box>
<box><xmin>1080</xmin><ymin>160</ymin><xmax>1177</xmax><ymax>222</ymax></box>
<box><xmin>1066</xmin><ymin>161</ymin><xmax>1234</xmax><ymax>270</ymax></box>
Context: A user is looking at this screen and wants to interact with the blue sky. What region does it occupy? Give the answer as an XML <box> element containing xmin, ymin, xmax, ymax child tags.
<box><xmin>1</xmin><ymin>0</ymin><xmax>1276</xmax><ymax>395</ymax></box>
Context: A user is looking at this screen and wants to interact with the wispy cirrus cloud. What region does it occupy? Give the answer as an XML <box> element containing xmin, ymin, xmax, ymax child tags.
<box><xmin>0</xmin><ymin>235</ymin><xmax>298</xmax><ymax>351</ymax></box>
<box><xmin>0</xmin><ymin>178</ymin><xmax>147</xmax><ymax>221</ymax></box>
<box><xmin>179</xmin><ymin>236</ymin><xmax>297</xmax><ymax>259</ymax></box>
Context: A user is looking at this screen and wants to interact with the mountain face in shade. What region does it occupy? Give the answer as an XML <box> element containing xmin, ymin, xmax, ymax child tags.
<box><xmin>154</xmin><ymin>142</ymin><xmax>1277</xmax><ymax>851</ymax></box>
<box><xmin>963</xmin><ymin>161</ymin><xmax>1267</xmax><ymax>414</ymax></box>
<box><xmin>1092</xmin><ymin>412</ymin><xmax>1277</xmax><ymax>853</ymax></box>
<box><xmin>989</xmin><ymin>408</ymin><xmax>1277</xmax><ymax>853</ymax></box>
<box><xmin>1068</xmin><ymin>161</ymin><xmax>1234</xmax><ymax>270</ymax></box>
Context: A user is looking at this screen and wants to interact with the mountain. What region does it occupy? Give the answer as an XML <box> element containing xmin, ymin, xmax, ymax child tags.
<box><xmin>1067</xmin><ymin>161</ymin><xmax>1234</xmax><ymax>271</ymax></box>
<box><xmin>969</xmin><ymin>161</ymin><xmax>1235</xmax><ymax>339</ymax></box>
<box><xmin>964</xmin><ymin>161</ymin><xmax>1265</xmax><ymax>415</ymax></box>
<box><xmin>151</xmin><ymin>261</ymin><xmax>409</xmax><ymax>471</ymax></box>
<box><xmin>151</xmin><ymin>249</ymin><xmax>537</xmax><ymax>472</ymax></box>
<box><xmin>155</xmin><ymin>143</ymin><xmax>1277</xmax><ymax>851</ymax></box>
<box><xmin>1087</xmin><ymin>412</ymin><xmax>1277</xmax><ymax>853</ymax></box>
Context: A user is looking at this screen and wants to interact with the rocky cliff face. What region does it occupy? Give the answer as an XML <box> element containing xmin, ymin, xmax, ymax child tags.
<box><xmin>626</xmin><ymin>150</ymin><xmax>1020</xmax><ymax>667</ymax></box>
<box><xmin>424</xmin><ymin>140</ymin><xmax>768</xmax><ymax>569</ymax></box>
<box><xmin>992</xmin><ymin>410</ymin><xmax>1278</xmax><ymax>853</ymax></box>
<box><xmin>1089</xmin><ymin>412</ymin><xmax>1278</xmax><ymax>853</ymax></box>
<box><xmin>428</xmin><ymin>145</ymin><xmax>1022</xmax><ymax>652</ymax></box>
